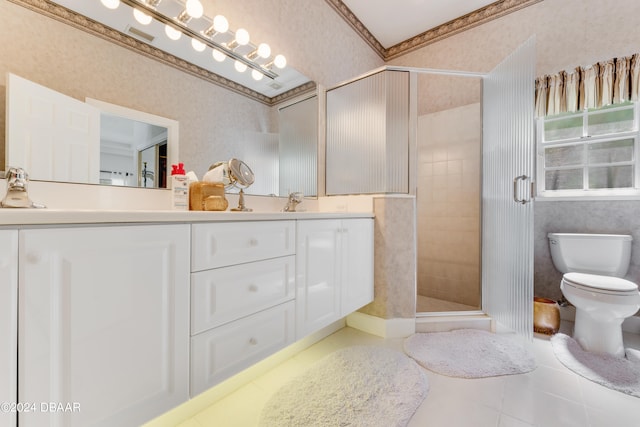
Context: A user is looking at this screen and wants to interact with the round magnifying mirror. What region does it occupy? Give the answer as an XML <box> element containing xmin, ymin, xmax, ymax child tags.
<box><xmin>228</xmin><ymin>158</ymin><xmax>255</xmax><ymax>188</ymax></box>
<box><xmin>227</xmin><ymin>158</ymin><xmax>254</xmax><ymax>211</ymax></box>
<box><xmin>207</xmin><ymin>158</ymin><xmax>255</xmax><ymax>211</ymax></box>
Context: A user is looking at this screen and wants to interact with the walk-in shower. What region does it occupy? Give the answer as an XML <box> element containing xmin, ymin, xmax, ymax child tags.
<box><xmin>415</xmin><ymin>73</ymin><xmax>484</xmax><ymax>315</ymax></box>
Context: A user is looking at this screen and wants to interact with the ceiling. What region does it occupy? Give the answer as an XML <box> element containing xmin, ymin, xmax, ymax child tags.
<box><xmin>341</xmin><ymin>0</ymin><xmax>496</xmax><ymax>49</ymax></box>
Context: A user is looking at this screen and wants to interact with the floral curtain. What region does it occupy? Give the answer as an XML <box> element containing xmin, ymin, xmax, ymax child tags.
<box><xmin>535</xmin><ymin>53</ymin><xmax>640</xmax><ymax>117</ymax></box>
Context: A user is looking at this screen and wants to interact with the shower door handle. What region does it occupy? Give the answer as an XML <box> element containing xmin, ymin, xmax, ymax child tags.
<box><xmin>513</xmin><ymin>175</ymin><xmax>532</xmax><ymax>204</ymax></box>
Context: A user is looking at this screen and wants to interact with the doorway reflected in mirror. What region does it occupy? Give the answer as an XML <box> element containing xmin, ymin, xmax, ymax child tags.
<box><xmin>99</xmin><ymin>113</ymin><xmax>168</xmax><ymax>189</ymax></box>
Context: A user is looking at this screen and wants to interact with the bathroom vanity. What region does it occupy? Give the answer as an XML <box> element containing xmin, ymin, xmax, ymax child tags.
<box><xmin>0</xmin><ymin>211</ymin><xmax>374</xmax><ymax>427</ymax></box>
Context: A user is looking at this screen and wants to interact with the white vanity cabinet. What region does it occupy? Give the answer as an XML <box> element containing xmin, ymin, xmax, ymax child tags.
<box><xmin>18</xmin><ymin>225</ymin><xmax>190</xmax><ymax>427</ymax></box>
<box><xmin>0</xmin><ymin>230</ymin><xmax>18</xmax><ymax>427</ymax></box>
<box><xmin>296</xmin><ymin>218</ymin><xmax>374</xmax><ymax>338</ymax></box>
<box><xmin>339</xmin><ymin>219</ymin><xmax>375</xmax><ymax>315</ymax></box>
<box><xmin>1</xmin><ymin>212</ymin><xmax>374</xmax><ymax>426</ymax></box>
<box><xmin>189</xmin><ymin>221</ymin><xmax>296</xmax><ymax>397</ymax></box>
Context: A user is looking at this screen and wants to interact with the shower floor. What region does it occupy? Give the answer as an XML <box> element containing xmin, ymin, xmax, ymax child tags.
<box><xmin>416</xmin><ymin>294</ymin><xmax>478</xmax><ymax>313</ymax></box>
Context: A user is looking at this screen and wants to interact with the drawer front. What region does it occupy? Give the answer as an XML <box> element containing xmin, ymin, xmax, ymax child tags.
<box><xmin>191</xmin><ymin>221</ymin><xmax>295</xmax><ymax>271</ymax></box>
<box><xmin>191</xmin><ymin>256</ymin><xmax>295</xmax><ymax>334</ymax></box>
<box><xmin>190</xmin><ymin>301</ymin><xmax>295</xmax><ymax>397</ymax></box>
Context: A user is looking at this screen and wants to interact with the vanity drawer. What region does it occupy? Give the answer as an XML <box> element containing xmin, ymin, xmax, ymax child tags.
<box><xmin>191</xmin><ymin>256</ymin><xmax>295</xmax><ymax>334</ymax></box>
<box><xmin>191</xmin><ymin>221</ymin><xmax>295</xmax><ymax>271</ymax></box>
<box><xmin>190</xmin><ymin>301</ymin><xmax>295</xmax><ymax>397</ymax></box>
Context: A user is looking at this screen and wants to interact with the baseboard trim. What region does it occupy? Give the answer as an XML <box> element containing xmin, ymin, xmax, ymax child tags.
<box><xmin>346</xmin><ymin>311</ymin><xmax>415</xmax><ymax>338</ymax></box>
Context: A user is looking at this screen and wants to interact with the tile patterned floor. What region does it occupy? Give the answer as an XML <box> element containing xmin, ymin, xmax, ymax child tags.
<box><xmin>174</xmin><ymin>324</ymin><xmax>640</xmax><ymax>427</ymax></box>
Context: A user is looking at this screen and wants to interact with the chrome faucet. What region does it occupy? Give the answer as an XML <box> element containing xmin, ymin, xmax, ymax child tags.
<box><xmin>1</xmin><ymin>167</ymin><xmax>44</xmax><ymax>208</ymax></box>
<box><xmin>283</xmin><ymin>192</ymin><xmax>303</xmax><ymax>212</ymax></box>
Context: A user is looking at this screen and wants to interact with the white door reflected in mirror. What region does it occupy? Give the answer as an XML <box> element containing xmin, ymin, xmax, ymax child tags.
<box><xmin>3</xmin><ymin>74</ymin><xmax>179</xmax><ymax>189</ymax></box>
<box><xmin>5</xmin><ymin>73</ymin><xmax>100</xmax><ymax>184</ymax></box>
<box><xmin>99</xmin><ymin>113</ymin><xmax>169</xmax><ymax>188</ymax></box>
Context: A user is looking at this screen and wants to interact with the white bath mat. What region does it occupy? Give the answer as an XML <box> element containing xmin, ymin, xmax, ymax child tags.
<box><xmin>550</xmin><ymin>333</ymin><xmax>640</xmax><ymax>397</ymax></box>
<box><xmin>259</xmin><ymin>346</ymin><xmax>428</xmax><ymax>427</ymax></box>
<box><xmin>404</xmin><ymin>329</ymin><xmax>536</xmax><ymax>378</ymax></box>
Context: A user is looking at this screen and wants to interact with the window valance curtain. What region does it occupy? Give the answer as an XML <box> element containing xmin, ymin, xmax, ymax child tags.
<box><xmin>535</xmin><ymin>53</ymin><xmax>640</xmax><ymax>118</ymax></box>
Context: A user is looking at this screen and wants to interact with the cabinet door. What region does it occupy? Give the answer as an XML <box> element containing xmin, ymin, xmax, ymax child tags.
<box><xmin>296</xmin><ymin>220</ymin><xmax>341</xmax><ymax>338</ymax></box>
<box><xmin>0</xmin><ymin>231</ymin><xmax>17</xmax><ymax>427</ymax></box>
<box><xmin>341</xmin><ymin>219</ymin><xmax>374</xmax><ymax>315</ymax></box>
<box><xmin>18</xmin><ymin>225</ymin><xmax>190</xmax><ymax>427</ymax></box>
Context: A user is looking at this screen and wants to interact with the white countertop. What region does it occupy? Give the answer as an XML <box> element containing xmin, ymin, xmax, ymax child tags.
<box><xmin>0</xmin><ymin>209</ymin><xmax>374</xmax><ymax>226</ymax></box>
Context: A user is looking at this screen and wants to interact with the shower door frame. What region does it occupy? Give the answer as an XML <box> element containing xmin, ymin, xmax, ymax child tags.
<box><xmin>403</xmin><ymin>66</ymin><xmax>487</xmax><ymax>319</ymax></box>
<box><xmin>396</xmin><ymin>36</ymin><xmax>536</xmax><ymax>339</ymax></box>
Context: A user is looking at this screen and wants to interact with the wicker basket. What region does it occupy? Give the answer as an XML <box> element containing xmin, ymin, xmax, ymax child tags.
<box><xmin>533</xmin><ymin>297</ymin><xmax>560</xmax><ymax>335</ymax></box>
<box><xmin>189</xmin><ymin>182</ymin><xmax>227</xmax><ymax>211</ymax></box>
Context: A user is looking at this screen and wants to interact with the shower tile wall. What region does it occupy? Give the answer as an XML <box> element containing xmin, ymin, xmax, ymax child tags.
<box><xmin>417</xmin><ymin>103</ymin><xmax>481</xmax><ymax>309</ymax></box>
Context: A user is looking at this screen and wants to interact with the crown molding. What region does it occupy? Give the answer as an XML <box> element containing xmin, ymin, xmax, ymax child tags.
<box><xmin>326</xmin><ymin>0</ymin><xmax>543</xmax><ymax>61</ymax></box>
<box><xmin>324</xmin><ymin>0</ymin><xmax>387</xmax><ymax>60</ymax></box>
<box><xmin>8</xmin><ymin>0</ymin><xmax>313</xmax><ymax>106</ymax></box>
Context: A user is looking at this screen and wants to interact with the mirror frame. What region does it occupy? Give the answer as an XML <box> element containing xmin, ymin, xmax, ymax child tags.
<box><xmin>86</xmin><ymin>98</ymin><xmax>179</xmax><ymax>190</ymax></box>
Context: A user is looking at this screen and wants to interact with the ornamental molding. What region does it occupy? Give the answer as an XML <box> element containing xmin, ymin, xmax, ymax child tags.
<box><xmin>325</xmin><ymin>0</ymin><xmax>543</xmax><ymax>60</ymax></box>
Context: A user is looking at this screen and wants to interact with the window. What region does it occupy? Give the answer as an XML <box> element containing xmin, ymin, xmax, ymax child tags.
<box><xmin>536</xmin><ymin>102</ymin><xmax>640</xmax><ymax>198</ymax></box>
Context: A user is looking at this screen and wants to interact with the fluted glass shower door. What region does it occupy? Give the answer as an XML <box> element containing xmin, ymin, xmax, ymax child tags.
<box><xmin>482</xmin><ymin>37</ymin><xmax>536</xmax><ymax>340</ymax></box>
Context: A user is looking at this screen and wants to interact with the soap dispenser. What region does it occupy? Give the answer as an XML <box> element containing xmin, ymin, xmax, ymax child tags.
<box><xmin>171</xmin><ymin>163</ymin><xmax>189</xmax><ymax>210</ymax></box>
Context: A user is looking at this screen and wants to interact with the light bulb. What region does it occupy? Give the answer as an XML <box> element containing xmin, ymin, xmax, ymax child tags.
<box><xmin>257</xmin><ymin>43</ymin><xmax>271</xmax><ymax>59</ymax></box>
<box><xmin>133</xmin><ymin>9</ymin><xmax>152</xmax><ymax>25</ymax></box>
<box><xmin>101</xmin><ymin>0</ymin><xmax>120</xmax><ymax>10</ymax></box>
<box><xmin>235</xmin><ymin>29</ymin><xmax>250</xmax><ymax>46</ymax></box>
<box><xmin>185</xmin><ymin>0</ymin><xmax>204</xmax><ymax>19</ymax></box>
<box><xmin>165</xmin><ymin>25</ymin><xmax>182</xmax><ymax>41</ymax></box>
<box><xmin>212</xmin><ymin>49</ymin><xmax>226</xmax><ymax>62</ymax></box>
<box><xmin>234</xmin><ymin>60</ymin><xmax>248</xmax><ymax>73</ymax></box>
<box><xmin>251</xmin><ymin>69</ymin><xmax>264</xmax><ymax>81</ymax></box>
<box><xmin>274</xmin><ymin>54</ymin><xmax>287</xmax><ymax>69</ymax></box>
<box><xmin>191</xmin><ymin>38</ymin><xmax>206</xmax><ymax>52</ymax></box>
<box><xmin>213</xmin><ymin>15</ymin><xmax>229</xmax><ymax>33</ymax></box>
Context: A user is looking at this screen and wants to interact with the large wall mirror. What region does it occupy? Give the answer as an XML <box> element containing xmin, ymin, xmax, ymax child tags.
<box><xmin>1</xmin><ymin>0</ymin><xmax>320</xmax><ymax>197</ymax></box>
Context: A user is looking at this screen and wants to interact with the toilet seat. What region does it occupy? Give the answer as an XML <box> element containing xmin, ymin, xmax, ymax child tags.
<box><xmin>563</xmin><ymin>272</ymin><xmax>638</xmax><ymax>296</ymax></box>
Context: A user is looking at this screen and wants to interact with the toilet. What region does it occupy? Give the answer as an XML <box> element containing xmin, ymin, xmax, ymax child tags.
<box><xmin>547</xmin><ymin>233</ymin><xmax>640</xmax><ymax>357</ymax></box>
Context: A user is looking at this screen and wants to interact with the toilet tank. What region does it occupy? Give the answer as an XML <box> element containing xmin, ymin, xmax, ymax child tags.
<box><xmin>547</xmin><ymin>233</ymin><xmax>633</xmax><ymax>277</ymax></box>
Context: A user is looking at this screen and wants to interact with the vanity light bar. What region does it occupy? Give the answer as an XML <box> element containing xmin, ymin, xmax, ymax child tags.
<box><xmin>119</xmin><ymin>0</ymin><xmax>279</xmax><ymax>80</ymax></box>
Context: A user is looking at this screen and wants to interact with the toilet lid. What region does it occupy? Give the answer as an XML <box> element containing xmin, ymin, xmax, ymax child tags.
<box><xmin>563</xmin><ymin>272</ymin><xmax>638</xmax><ymax>293</ymax></box>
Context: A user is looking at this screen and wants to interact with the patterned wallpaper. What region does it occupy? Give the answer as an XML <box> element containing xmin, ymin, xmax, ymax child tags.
<box><xmin>0</xmin><ymin>0</ymin><xmax>382</xmax><ymax>178</ymax></box>
<box><xmin>388</xmin><ymin>0</ymin><xmax>640</xmax><ymax>302</ymax></box>
<box><xmin>4</xmin><ymin>0</ymin><xmax>640</xmax><ymax>314</ymax></box>
<box><xmin>389</xmin><ymin>0</ymin><xmax>640</xmax><ymax>114</ymax></box>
